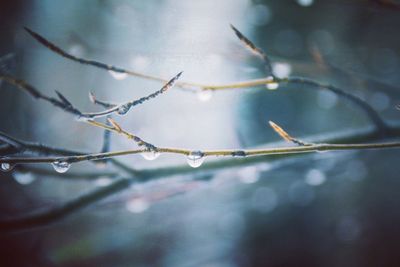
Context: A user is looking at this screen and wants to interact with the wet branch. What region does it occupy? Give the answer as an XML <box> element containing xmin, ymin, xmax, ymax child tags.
<box><xmin>1</xmin><ymin>123</ymin><xmax>400</xmax><ymax>232</ymax></box>
<box><xmin>23</xmin><ymin>26</ymin><xmax>387</xmax><ymax>132</ymax></box>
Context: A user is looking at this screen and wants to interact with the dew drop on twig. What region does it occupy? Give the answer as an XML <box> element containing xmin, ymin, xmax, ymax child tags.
<box><xmin>108</xmin><ymin>70</ymin><xmax>128</xmax><ymax>80</ymax></box>
<box><xmin>1</xmin><ymin>163</ymin><xmax>14</xmax><ymax>172</ymax></box>
<box><xmin>186</xmin><ymin>151</ymin><xmax>205</xmax><ymax>168</ymax></box>
<box><xmin>51</xmin><ymin>161</ymin><xmax>71</xmax><ymax>173</ymax></box>
<box><xmin>265</xmin><ymin>76</ymin><xmax>279</xmax><ymax>90</ymax></box>
<box><xmin>141</xmin><ymin>150</ymin><xmax>160</xmax><ymax>161</ymax></box>
<box><xmin>266</xmin><ymin>82</ymin><xmax>279</xmax><ymax>90</ymax></box>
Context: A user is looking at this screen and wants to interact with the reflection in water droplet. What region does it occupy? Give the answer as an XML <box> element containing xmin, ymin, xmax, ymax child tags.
<box><xmin>1</xmin><ymin>163</ymin><xmax>13</xmax><ymax>172</ymax></box>
<box><xmin>13</xmin><ymin>172</ymin><xmax>36</xmax><ymax>185</ymax></box>
<box><xmin>117</xmin><ymin>104</ymin><xmax>131</xmax><ymax>115</ymax></box>
<box><xmin>305</xmin><ymin>169</ymin><xmax>326</xmax><ymax>186</ymax></box>
<box><xmin>126</xmin><ymin>198</ymin><xmax>149</xmax><ymax>213</ymax></box>
<box><xmin>141</xmin><ymin>150</ymin><xmax>160</xmax><ymax>161</ymax></box>
<box><xmin>108</xmin><ymin>70</ymin><xmax>128</xmax><ymax>80</ymax></box>
<box><xmin>186</xmin><ymin>151</ymin><xmax>205</xmax><ymax>168</ymax></box>
<box><xmin>197</xmin><ymin>90</ymin><xmax>213</xmax><ymax>102</ymax></box>
<box><xmin>51</xmin><ymin>161</ymin><xmax>71</xmax><ymax>173</ymax></box>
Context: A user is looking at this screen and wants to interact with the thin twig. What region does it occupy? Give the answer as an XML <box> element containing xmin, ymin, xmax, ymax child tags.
<box><xmin>230</xmin><ymin>24</ymin><xmax>274</xmax><ymax>78</ymax></box>
<box><xmin>0</xmin><ymin>72</ymin><xmax>182</xmax><ymax>120</ymax></box>
<box><xmin>22</xmin><ymin>27</ymin><xmax>386</xmax><ymax>132</ymax></box>
<box><xmin>2</xmin><ymin>140</ymin><xmax>400</xmax><ymax>165</ymax></box>
<box><xmin>0</xmin><ymin>131</ymin><xmax>138</xmax><ymax>176</ymax></box>
<box><xmin>88</xmin><ymin>119</ymin><xmax>155</xmax><ymax>150</ymax></box>
<box><xmin>1</xmin><ymin>124</ymin><xmax>400</xmax><ymax>232</ymax></box>
<box><xmin>268</xmin><ymin>121</ymin><xmax>311</xmax><ymax>146</ymax></box>
<box><xmin>0</xmin><ymin>177</ymin><xmax>131</xmax><ymax>231</ymax></box>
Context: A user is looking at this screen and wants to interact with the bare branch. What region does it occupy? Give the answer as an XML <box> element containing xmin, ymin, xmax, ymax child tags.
<box><xmin>0</xmin><ymin>72</ymin><xmax>182</xmax><ymax>120</ymax></box>
<box><xmin>1</xmin><ymin>124</ymin><xmax>400</xmax><ymax>232</ymax></box>
<box><xmin>230</xmin><ymin>24</ymin><xmax>274</xmax><ymax>78</ymax></box>
<box><xmin>0</xmin><ymin>131</ymin><xmax>138</xmax><ymax>176</ymax></box>
<box><xmin>0</xmin><ymin>177</ymin><xmax>131</xmax><ymax>232</ymax></box>
<box><xmin>23</xmin><ymin>25</ymin><xmax>384</xmax><ymax>133</ymax></box>
<box><xmin>2</xmin><ymin>138</ymin><xmax>400</xmax><ymax>165</ymax></box>
<box><xmin>268</xmin><ymin>121</ymin><xmax>311</xmax><ymax>146</ymax></box>
<box><xmin>89</xmin><ymin>91</ymin><xmax>117</xmax><ymax>108</ymax></box>
<box><xmin>88</xmin><ymin>119</ymin><xmax>156</xmax><ymax>150</ymax></box>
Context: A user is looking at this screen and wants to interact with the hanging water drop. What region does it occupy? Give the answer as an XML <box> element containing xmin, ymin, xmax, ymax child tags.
<box><xmin>51</xmin><ymin>161</ymin><xmax>71</xmax><ymax>173</ymax></box>
<box><xmin>108</xmin><ymin>70</ymin><xmax>128</xmax><ymax>80</ymax></box>
<box><xmin>197</xmin><ymin>90</ymin><xmax>213</xmax><ymax>102</ymax></box>
<box><xmin>141</xmin><ymin>150</ymin><xmax>160</xmax><ymax>161</ymax></box>
<box><xmin>1</xmin><ymin>162</ymin><xmax>13</xmax><ymax>172</ymax></box>
<box><xmin>265</xmin><ymin>76</ymin><xmax>279</xmax><ymax>90</ymax></box>
<box><xmin>75</xmin><ymin>115</ymin><xmax>89</xmax><ymax>122</ymax></box>
<box><xmin>266</xmin><ymin>82</ymin><xmax>279</xmax><ymax>90</ymax></box>
<box><xmin>186</xmin><ymin>151</ymin><xmax>205</xmax><ymax>168</ymax></box>
<box><xmin>117</xmin><ymin>104</ymin><xmax>130</xmax><ymax>115</ymax></box>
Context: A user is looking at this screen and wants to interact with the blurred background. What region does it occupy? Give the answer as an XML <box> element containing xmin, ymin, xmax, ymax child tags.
<box><xmin>1</xmin><ymin>0</ymin><xmax>400</xmax><ymax>266</ymax></box>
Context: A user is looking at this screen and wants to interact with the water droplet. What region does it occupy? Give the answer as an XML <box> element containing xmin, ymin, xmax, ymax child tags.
<box><xmin>51</xmin><ymin>161</ymin><xmax>71</xmax><ymax>173</ymax></box>
<box><xmin>1</xmin><ymin>162</ymin><xmax>14</xmax><ymax>172</ymax></box>
<box><xmin>266</xmin><ymin>82</ymin><xmax>279</xmax><ymax>90</ymax></box>
<box><xmin>186</xmin><ymin>151</ymin><xmax>205</xmax><ymax>168</ymax></box>
<box><xmin>13</xmin><ymin>172</ymin><xmax>36</xmax><ymax>185</ymax></box>
<box><xmin>265</xmin><ymin>76</ymin><xmax>279</xmax><ymax>90</ymax></box>
<box><xmin>126</xmin><ymin>198</ymin><xmax>149</xmax><ymax>213</ymax></box>
<box><xmin>141</xmin><ymin>150</ymin><xmax>160</xmax><ymax>161</ymax></box>
<box><xmin>75</xmin><ymin>116</ymin><xmax>89</xmax><ymax>122</ymax></box>
<box><xmin>108</xmin><ymin>70</ymin><xmax>128</xmax><ymax>80</ymax></box>
<box><xmin>117</xmin><ymin>104</ymin><xmax>130</xmax><ymax>115</ymax></box>
<box><xmin>197</xmin><ymin>90</ymin><xmax>213</xmax><ymax>102</ymax></box>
